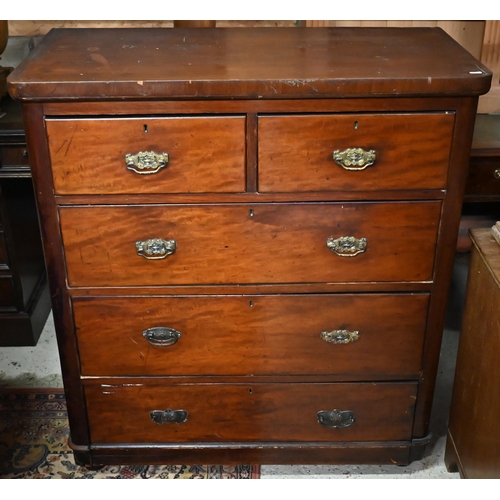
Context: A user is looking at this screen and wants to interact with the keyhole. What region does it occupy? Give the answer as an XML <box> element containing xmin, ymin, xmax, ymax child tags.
<box><xmin>144</xmin><ymin>124</ymin><xmax>148</xmax><ymax>133</ymax></box>
<box><xmin>354</xmin><ymin>121</ymin><xmax>359</xmax><ymax>130</ymax></box>
<box><xmin>249</xmin><ymin>301</ymin><xmax>254</xmax><ymax>307</ymax></box>
<box><xmin>249</xmin><ymin>209</ymin><xmax>254</xmax><ymax>217</ymax></box>
<box><xmin>249</xmin><ymin>388</ymin><xmax>253</xmax><ymax>394</ymax></box>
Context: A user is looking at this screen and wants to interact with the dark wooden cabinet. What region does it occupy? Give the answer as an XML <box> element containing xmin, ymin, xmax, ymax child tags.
<box><xmin>0</xmin><ymin>96</ymin><xmax>51</xmax><ymax>346</ymax></box>
<box><xmin>7</xmin><ymin>27</ymin><xmax>491</xmax><ymax>467</ymax></box>
<box><xmin>445</xmin><ymin>228</ymin><xmax>500</xmax><ymax>478</ymax></box>
<box><xmin>465</xmin><ymin>114</ymin><xmax>500</xmax><ymax>202</ymax></box>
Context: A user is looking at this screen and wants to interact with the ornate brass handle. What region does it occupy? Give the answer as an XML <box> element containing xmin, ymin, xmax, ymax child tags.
<box><xmin>321</xmin><ymin>330</ymin><xmax>359</xmax><ymax>344</ymax></box>
<box><xmin>143</xmin><ymin>327</ymin><xmax>181</xmax><ymax>347</ymax></box>
<box><xmin>494</xmin><ymin>169</ymin><xmax>500</xmax><ymax>180</ymax></box>
<box><xmin>135</xmin><ymin>238</ymin><xmax>176</xmax><ymax>260</ymax></box>
<box><xmin>150</xmin><ymin>409</ymin><xmax>188</xmax><ymax>425</ymax></box>
<box><xmin>125</xmin><ymin>151</ymin><xmax>169</xmax><ymax>175</ymax></box>
<box><xmin>326</xmin><ymin>236</ymin><xmax>367</xmax><ymax>257</ymax></box>
<box><xmin>333</xmin><ymin>148</ymin><xmax>376</xmax><ymax>171</ymax></box>
<box><xmin>317</xmin><ymin>409</ymin><xmax>355</xmax><ymax>428</ymax></box>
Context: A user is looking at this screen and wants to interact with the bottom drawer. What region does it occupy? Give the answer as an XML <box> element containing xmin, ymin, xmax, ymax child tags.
<box><xmin>85</xmin><ymin>381</ymin><xmax>417</xmax><ymax>443</ymax></box>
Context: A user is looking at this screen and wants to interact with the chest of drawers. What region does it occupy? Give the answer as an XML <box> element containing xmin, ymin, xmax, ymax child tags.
<box><xmin>7</xmin><ymin>27</ymin><xmax>491</xmax><ymax>467</ymax></box>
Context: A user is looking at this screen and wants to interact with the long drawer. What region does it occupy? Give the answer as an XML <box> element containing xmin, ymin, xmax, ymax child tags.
<box><xmin>59</xmin><ymin>202</ymin><xmax>441</xmax><ymax>287</ymax></box>
<box><xmin>258</xmin><ymin>113</ymin><xmax>454</xmax><ymax>192</ymax></box>
<box><xmin>85</xmin><ymin>381</ymin><xmax>417</xmax><ymax>443</ymax></box>
<box><xmin>74</xmin><ymin>293</ymin><xmax>429</xmax><ymax>377</ymax></box>
<box><xmin>46</xmin><ymin>116</ymin><xmax>246</xmax><ymax>194</ymax></box>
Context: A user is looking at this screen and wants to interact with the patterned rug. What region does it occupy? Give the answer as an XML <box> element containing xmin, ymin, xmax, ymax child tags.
<box><xmin>0</xmin><ymin>390</ymin><xmax>260</xmax><ymax>479</ymax></box>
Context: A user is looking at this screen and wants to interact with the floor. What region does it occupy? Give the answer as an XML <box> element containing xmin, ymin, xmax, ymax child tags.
<box><xmin>0</xmin><ymin>254</ymin><xmax>469</xmax><ymax>479</ymax></box>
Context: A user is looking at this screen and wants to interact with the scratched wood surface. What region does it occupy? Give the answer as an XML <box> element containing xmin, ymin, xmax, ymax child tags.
<box><xmin>46</xmin><ymin>116</ymin><xmax>246</xmax><ymax>194</ymax></box>
<box><xmin>74</xmin><ymin>293</ymin><xmax>429</xmax><ymax>378</ymax></box>
<box><xmin>59</xmin><ymin>202</ymin><xmax>441</xmax><ymax>287</ymax></box>
<box><xmin>84</xmin><ymin>381</ymin><xmax>417</xmax><ymax>443</ymax></box>
<box><xmin>8</xmin><ymin>28</ymin><xmax>491</xmax><ymax>101</ymax></box>
<box><xmin>258</xmin><ymin>112</ymin><xmax>454</xmax><ymax>192</ymax></box>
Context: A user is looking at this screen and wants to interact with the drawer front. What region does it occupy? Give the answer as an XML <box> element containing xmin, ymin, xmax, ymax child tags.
<box><xmin>46</xmin><ymin>116</ymin><xmax>246</xmax><ymax>194</ymax></box>
<box><xmin>85</xmin><ymin>381</ymin><xmax>417</xmax><ymax>443</ymax></box>
<box><xmin>0</xmin><ymin>146</ymin><xmax>30</xmax><ymax>168</ymax></box>
<box><xmin>465</xmin><ymin>157</ymin><xmax>500</xmax><ymax>199</ymax></box>
<box><xmin>60</xmin><ymin>202</ymin><xmax>441</xmax><ymax>287</ymax></box>
<box><xmin>258</xmin><ymin>113</ymin><xmax>454</xmax><ymax>192</ymax></box>
<box><xmin>74</xmin><ymin>293</ymin><xmax>429</xmax><ymax>377</ymax></box>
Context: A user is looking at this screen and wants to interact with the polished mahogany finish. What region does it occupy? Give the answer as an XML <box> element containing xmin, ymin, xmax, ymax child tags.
<box><xmin>8</xmin><ymin>28</ymin><xmax>490</xmax><ymax>101</ymax></box>
<box><xmin>85</xmin><ymin>381</ymin><xmax>417</xmax><ymax>443</ymax></box>
<box><xmin>74</xmin><ymin>294</ymin><xmax>429</xmax><ymax>378</ymax></box>
<box><xmin>8</xmin><ymin>27</ymin><xmax>491</xmax><ymax>466</ymax></box>
<box><xmin>46</xmin><ymin>116</ymin><xmax>246</xmax><ymax>194</ymax></box>
<box><xmin>258</xmin><ymin>113</ymin><xmax>454</xmax><ymax>192</ymax></box>
<box><xmin>59</xmin><ymin>202</ymin><xmax>441</xmax><ymax>287</ymax></box>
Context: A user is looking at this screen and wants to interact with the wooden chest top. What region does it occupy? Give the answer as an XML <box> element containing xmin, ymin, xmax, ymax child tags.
<box><xmin>7</xmin><ymin>27</ymin><xmax>492</xmax><ymax>101</ymax></box>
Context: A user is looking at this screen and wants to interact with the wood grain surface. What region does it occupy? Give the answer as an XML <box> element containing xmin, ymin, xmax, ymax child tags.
<box><xmin>46</xmin><ymin>116</ymin><xmax>246</xmax><ymax>194</ymax></box>
<box><xmin>59</xmin><ymin>202</ymin><xmax>441</xmax><ymax>287</ymax></box>
<box><xmin>74</xmin><ymin>293</ymin><xmax>429</xmax><ymax>378</ymax></box>
<box><xmin>7</xmin><ymin>28</ymin><xmax>491</xmax><ymax>101</ymax></box>
<box><xmin>85</xmin><ymin>381</ymin><xmax>417</xmax><ymax>443</ymax></box>
<box><xmin>258</xmin><ymin>113</ymin><xmax>454</xmax><ymax>192</ymax></box>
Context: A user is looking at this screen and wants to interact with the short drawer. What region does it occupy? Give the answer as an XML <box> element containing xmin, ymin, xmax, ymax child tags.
<box><xmin>0</xmin><ymin>146</ymin><xmax>30</xmax><ymax>168</ymax></box>
<box><xmin>464</xmin><ymin>157</ymin><xmax>500</xmax><ymax>200</ymax></box>
<box><xmin>60</xmin><ymin>201</ymin><xmax>441</xmax><ymax>287</ymax></box>
<box><xmin>258</xmin><ymin>113</ymin><xmax>454</xmax><ymax>192</ymax></box>
<box><xmin>85</xmin><ymin>381</ymin><xmax>417</xmax><ymax>443</ymax></box>
<box><xmin>46</xmin><ymin>116</ymin><xmax>246</xmax><ymax>194</ymax></box>
<box><xmin>74</xmin><ymin>293</ymin><xmax>429</xmax><ymax>377</ymax></box>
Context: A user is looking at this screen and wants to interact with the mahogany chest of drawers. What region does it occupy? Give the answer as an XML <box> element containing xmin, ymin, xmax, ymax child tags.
<box><xmin>8</xmin><ymin>27</ymin><xmax>491</xmax><ymax>467</ymax></box>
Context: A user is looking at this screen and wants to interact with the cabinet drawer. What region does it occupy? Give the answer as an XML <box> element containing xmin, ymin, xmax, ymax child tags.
<box><xmin>464</xmin><ymin>157</ymin><xmax>500</xmax><ymax>199</ymax></box>
<box><xmin>74</xmin><ymin>293</ymin><xmax>429</xmax><ymax>378</ymax></box>
<box><xmin>46</xmin><ymin>116</ymin><xmax>246</xmax><ymax>194</ymax></box>
<box><xmin>60</xmin><ymin>202</ymin><xmax>441</xmax><ymax>287</ymax></box>
<box><xmin>258</xmin><ymin>113</ymin><xmax>454</xmax><ymax>192</ymax></box>
<box><xmin>85</xmin><ymin>381</ymin><xmax>417</xmax><ymax>443</ymax></box>
<box><xmin>0</xmin><ymin>146</ymin><xmax>30</xmax><ymax>168</ymax></box>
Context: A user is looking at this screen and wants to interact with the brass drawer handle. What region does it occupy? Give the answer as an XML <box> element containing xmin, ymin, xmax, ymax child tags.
<box><xmin>494</xmin><ymin>169</ymin><xmax>500</xmax><ymax>180</ymax></box>
<box><xmin>321</xmin><ymin>329</ymin><xmax>359</xmax><ymax>344</ymax></box>
<box><xmin>136</xmin><ymin>238</ymin><xmax>176</xmax><ymax>260</ymax></box>
<box><xmin>125</xmin><ymin>151</ymin><xmax>169</xmax><ymax>175</ymax></box>
<box><xmin>150</xmin><ymin>409</ymin><xmax>188</xmax><ymax>425</ymax></box>
<box><xmin>317</xmin><ymin>409</ymin><xmax>355</xmax><ymax>428</ymax></box>
<box><xmin>333</xmin><ymin>147</ymin><xmax>376</xmax><ymax>170</ymax></box>
<box><xmin>326</xmin><ymin>236</ymin><xmax>367</xmax><ymax>257</ymax></box>
<box><xmin>143</xmin><ymin>327</ymin><xmax>182</xmax><ymax>347</ymax></box>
